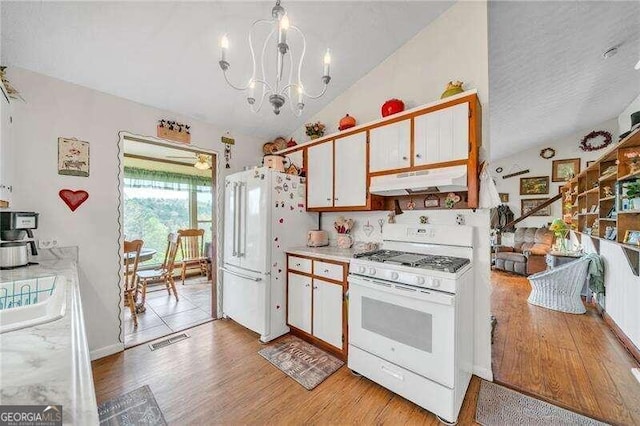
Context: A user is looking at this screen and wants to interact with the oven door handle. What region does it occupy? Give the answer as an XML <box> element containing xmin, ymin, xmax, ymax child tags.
<box><xmin>380</xmin><ymin>365</ymin><xmax>404</xmax><ymax>381</ymax></box>
<box><xmin>348</xmin><ymin>276</ymin><xmax>455</xmax><ymax>306</ymax></box>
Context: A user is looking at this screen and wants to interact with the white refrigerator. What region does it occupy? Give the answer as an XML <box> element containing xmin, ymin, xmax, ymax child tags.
<box><xmin>221</xmin><ymin>167</ymin><xmax>318</xmax><ymax>342</ymax></box>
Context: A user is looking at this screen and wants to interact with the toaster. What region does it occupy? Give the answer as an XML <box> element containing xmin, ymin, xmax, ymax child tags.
<box><xmin>307</xmin><ymin>230</ymin><xmax>329</xmax><ymax>247</ymax></box>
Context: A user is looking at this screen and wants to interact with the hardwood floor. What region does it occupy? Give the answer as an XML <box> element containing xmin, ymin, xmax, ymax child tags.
<box><xmin>93</xmin><ymin>319</ymin><xmax>482</xmax><ymax>425</ymax></box>
<box><xmin>491</xmin><ymin>270</ymin><xmax>640</xmax><ymax>425</ymax></box>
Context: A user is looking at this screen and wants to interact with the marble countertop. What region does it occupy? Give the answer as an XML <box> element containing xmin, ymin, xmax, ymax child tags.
<box><xmin>286</xmin><ymin>246</ymin><xmax>360</xmax><ymax>263</ymax></box>
<box><xmin>0</xmin><ymin>247</ymin><xmax>99</xmax><ymax>425</ymax></box>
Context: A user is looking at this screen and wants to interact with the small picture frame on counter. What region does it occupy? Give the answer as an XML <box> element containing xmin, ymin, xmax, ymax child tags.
<box><xmin>623</xmin><ymin>230</ymin><xmax>640</xmax><ymax>245</ymax></box>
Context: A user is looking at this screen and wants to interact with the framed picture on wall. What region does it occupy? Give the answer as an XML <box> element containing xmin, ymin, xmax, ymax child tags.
<box><xmin>58</xmin><ymin>137</ymin><xmax>90</xmax><ymax>177</ymax></box>
<box><xmin>521</xmin><ymin>198</ymin><xmax>551</xmax><ymax>216</ymax></box>
<box><xmin>552</xmin><ymin>158</ymin><xmax>580</xmax><ymax>182</ymax></box>
<box><xmin>520</xmin><ymin>176</ymin><xmax>549</xmax><ymax>195</ymax></box>
<box><xmin>623</xmin><ymin>230</ymin><xmax>640</xmax><ymax>245</ymax></box>
<box><xmin>499</xmin><ymin>193</ymin><xmax>509</xmax><ymax>203</ymax></box>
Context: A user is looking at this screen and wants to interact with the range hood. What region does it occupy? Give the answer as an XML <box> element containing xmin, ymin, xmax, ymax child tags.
<box><xmin>369</xmin><ymin>165</ymin><xmax>468</xmax><ymax>196</ymax></box>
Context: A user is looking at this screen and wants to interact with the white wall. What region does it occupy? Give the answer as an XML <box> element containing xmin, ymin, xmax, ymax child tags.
<box><xmin>6</xmin><ymin>67</ymin><xmax>263</xmax><ymax>358</ymax></box>
<box><xmin>618</xmin><ymin>92</ymin><xmax>640</xmax><ymax>133</ymax></box>
<box><xmin>492</xmin><ymin>118</ymin><xmax>619</xmax><ymax>229</ymax></box>
<box><xmin>291</xmin><ymin>0</ymin><xmax>492</xmax><ymax>379</ymax></box>
<box><xmin>290</xmin><ymin>1</ymin><xmax>490</xmax><ymax>157</ymax></box>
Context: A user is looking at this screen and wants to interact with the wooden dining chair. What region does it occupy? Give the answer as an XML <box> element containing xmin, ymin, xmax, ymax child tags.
<box><xmin>123</xmin><ymin>239</ymin><xmax>143</xmax><ymax>327</ymax></box>
<box><xmin>177</xmin><ymin>228</ymin><xmax>208</xmax><ymax>285</ymax></box>
<box><xmin>136</xmin><ymin>233</ymin><xmax>180</xmax><ymax>305</ymax></box>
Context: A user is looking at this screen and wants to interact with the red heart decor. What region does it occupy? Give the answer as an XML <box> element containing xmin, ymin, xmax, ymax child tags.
<box><xmin>59</xmin><ymin>189</ymin><xmax>89</xmax><ymax>212</ymax></box>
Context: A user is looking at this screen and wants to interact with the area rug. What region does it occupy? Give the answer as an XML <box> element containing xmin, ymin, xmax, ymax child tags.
<box><xmin>476</xmin><ymin>380</ymin><xmax>608</xmax><ymax>426</ymax></box>
<box><xmin>259</xmin><ymin>335</ymin><xmax>344</xmax><ymax>390</ymax></box>
<box><xmin>98</xmin><ymin>385</ymin><xmax>167</xmax><ymax>426</ymax></box>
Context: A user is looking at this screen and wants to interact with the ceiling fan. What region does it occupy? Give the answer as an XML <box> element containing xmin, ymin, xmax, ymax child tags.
<box><xmin>166</xmin><ymin>153</ymin><xmax>212</xmax><ymax>170</ymax></box>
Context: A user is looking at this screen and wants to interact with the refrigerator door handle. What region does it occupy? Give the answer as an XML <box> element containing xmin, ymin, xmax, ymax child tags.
<box><xmin>220</xmin><ymin>266</ymin><xmax>262</xmax><ymax>282</ymax></box>
<box><xmin>231</xmin><ymin>182</ymin><xmax>238</xmax><ymax>257</ymax></box>
<box><xmin>239</xmin><ymin>182</ymin><xmax>246</xmax><ymax>257</ymax></box>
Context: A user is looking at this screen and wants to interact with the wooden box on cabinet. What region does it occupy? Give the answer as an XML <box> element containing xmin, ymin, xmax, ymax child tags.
<box><xmin>286</xmin><ymin>254</ymin><xmax>349</xmax><ymax>360</ymax></box>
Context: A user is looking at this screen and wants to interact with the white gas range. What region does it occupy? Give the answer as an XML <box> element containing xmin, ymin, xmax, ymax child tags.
<box><xmin>347</xmin><ymin>224</ymin><xmax>474</xmax><ymax>424</ymax></box>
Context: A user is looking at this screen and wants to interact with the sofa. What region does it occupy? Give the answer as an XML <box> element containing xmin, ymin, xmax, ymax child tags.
<box><xmin>494</xmin><ymin>227</ymin><xmax>554</xmax><ymax>275</ymax></box>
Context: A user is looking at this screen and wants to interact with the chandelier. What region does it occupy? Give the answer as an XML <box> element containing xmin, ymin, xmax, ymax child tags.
<box><xmin>218</xmin><ymin>0</ymin><xmax>332</xmax><ymax>116</ymax></box>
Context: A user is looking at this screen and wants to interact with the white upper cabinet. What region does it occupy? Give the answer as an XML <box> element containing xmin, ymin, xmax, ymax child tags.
<box><xmin>414</xmin><ymin>102</ymin><xmax>469</xmax><ymax>166</ymax></box>
<box><xmin>307</xmin><ymin>142</ymin><xmax>334</xmax><ymax>209</ymax></box>
<box><xmin>0</xmin><ymin>88</ymin><xmax>12</xmax><ymax>206</ymax></box>
<box><xmin>369</xmin><ymin>119</ymin><xmax>411</xmax><ymax>173</ymax></box>
<box><xmin>334</xmin><ymin>132</ymin><xmax>367</xmax><ymax>207</ymax></box>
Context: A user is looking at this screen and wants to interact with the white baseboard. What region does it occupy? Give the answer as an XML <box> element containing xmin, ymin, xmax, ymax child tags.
<box><xmin>473</xmin><ymin>365</ymin><xmax>493</xmax><ymax>381</ymax></box>
<box><xmin>90</xmin><ymin>342</ymin><xmax>124</xmax><ymax>361</ymax></box>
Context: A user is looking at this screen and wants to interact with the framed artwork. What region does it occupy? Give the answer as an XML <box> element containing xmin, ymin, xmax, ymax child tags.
<box><xmin>552</xmin><ymin>158</ymin><xmax>580</xmax><ymax>182</ymax></box>
<box><xmin>520</xmin><ymin>176</ymin><xmax>549</xmax><ymax>195</ymax></box>
<box><xmin>521</xmin><ymin>198</ymin><xmax>551</xmax><ymax>216</ymax></box>
<box><xmin>58</xmin><ymin>137</ymin><xmax>90</xmax><ymax>177</ymax></box>
<box><xmin>423</xmin><ymin>195</ymin><xmax>440</xmax><ymax>208</ymax></box>
<box><xmin>499</xmin><ymin>193</ymin><xmax>509</xmax><ymax>203</ymax></box>
<box><xmin>623</xmin><ymin>230</ymin><xmax>640</xmax><ymax>245</ymax></box>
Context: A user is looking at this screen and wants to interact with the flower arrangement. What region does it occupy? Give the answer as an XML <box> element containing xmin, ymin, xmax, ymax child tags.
<box><xmin>550</xmin><ymin>218</ymin><xmax>570</xmax><ymax>252</ymax></box>
<box><xmin>305</xmin><ymin>121</ymin><xmax>326</xmax><ymax>139</ymax></box>
<box><xmin>334</xmin><ymin>216</ymin><xmax>354</xmax><ymax>234</ymax></box>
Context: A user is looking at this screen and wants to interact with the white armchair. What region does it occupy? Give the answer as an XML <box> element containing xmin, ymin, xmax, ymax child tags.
<box><xmin>527</xmin><ymin>257</ymin><xmax>591</xmax><ymax>314</ymax></box>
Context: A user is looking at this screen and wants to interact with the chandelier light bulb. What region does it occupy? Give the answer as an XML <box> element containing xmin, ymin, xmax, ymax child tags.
<box><xmin>323</xmin><ymin>49</ymin><xmax>331</xmax><ymax>65</ymax></box>
<box><xmin>281</xmin><ymin>15</ymin><xmax>290</xmax><ymax>31</ymax></box>
<box><xmin>635</xmin><ymin>58</ymin><xmax>640</xmax><ymax>70</ymax></box>
<box><xmin>221</xmin><ymin>34</ymin><xmax>229</xmax><ymax>50</ymax></box>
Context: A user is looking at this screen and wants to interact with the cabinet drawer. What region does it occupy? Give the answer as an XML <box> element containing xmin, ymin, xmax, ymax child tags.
<box><xmin>288</xmin><ymin>256</ymin><xmax>312</xmax><ymax>274</ymax></box>
<box><xmin>313</xmin><ymin>260</ymin><xmax>345</xmax><ymax>282</ymax></box>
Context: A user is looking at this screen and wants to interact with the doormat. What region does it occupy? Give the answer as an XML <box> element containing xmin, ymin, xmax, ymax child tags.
<box><xmin>476</xmin><ymin>380</ymin><xmax>608</xmax><ymax>426</ymax></box>
<box><xmin>259</xmin><ymin>335</ymin><xmax>344</xmax><ymax>390</ymax></box>
<box><xmin>98</xmin><ymin>385</ymin><xmax>167</xmax><ymax>426</ymax></box>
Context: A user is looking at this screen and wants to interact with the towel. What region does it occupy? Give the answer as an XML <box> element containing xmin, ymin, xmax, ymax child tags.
<box><xmin>583</xmin><ymin>252</ymin><xmax>605</xmax><ymax>295</ymax></box>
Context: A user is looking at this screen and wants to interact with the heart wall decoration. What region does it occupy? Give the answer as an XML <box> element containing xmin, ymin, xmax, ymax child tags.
<box><xmin>59</xmin><ymin>189</ymin><xmax>89</xmax><ymax>212</ymax></box>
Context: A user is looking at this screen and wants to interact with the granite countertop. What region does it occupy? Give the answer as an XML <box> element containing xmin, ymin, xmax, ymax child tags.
<box><xmin>286</xmin><ymin>246</ymin><xmax>360</xmax><ymax>263</ymax></box>
<box><xmin>0</xmin><ymin>247</ymin><xmax>99</xmax><ymax>425</ymax></box>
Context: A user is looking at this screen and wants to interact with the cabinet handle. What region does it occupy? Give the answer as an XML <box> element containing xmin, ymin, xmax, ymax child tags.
<box><xmin>334</xmin><ymin>198</ymin><xmax>339</xmax><ymax>201</ymax></box>
<box><xmin>295</xmin><ymin>263</ymin><xmax>301</xmax><ymax>267</ymax></box>
<box><xmin>326</xmin><ymin>198</ymin><xmax>331</xmax><ymax>201</ymax></box>
<box><xmin>324</xmin><ymin>269</ymin><xmax>329</xmax><ymax>273</ymax></box>
<box><xmin>402</xmin><ymin>156</ymin><xmax>408</xmax><ymax>161</ymax></box>
<box><xmin>305</xmin><ymin>283</ymin><xmax>310</xmax><ymax>287</ymax></box>
<box><xmin>313</xmin><ymin>286</ymin><xmax>318</xmax><ymax>290</ymax></box>
<box><xmin>416</xmin><ymin>153</ymin><xmax>422</xmax><ymax>159</ymax></box>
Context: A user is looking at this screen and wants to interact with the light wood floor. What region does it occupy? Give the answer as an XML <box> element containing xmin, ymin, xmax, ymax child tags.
<box><xmin>491</xmin><ymin>270</ymin><xmax>640</xmax><ymax>425</ymax></box>
<box><xmin>93</xmin><ymin>319</ymin><xmax>482</xmax><ymax>425</ymax></box>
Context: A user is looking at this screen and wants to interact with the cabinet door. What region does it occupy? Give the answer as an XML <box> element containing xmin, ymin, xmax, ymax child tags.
<box><xmin>307</xmin><ymin>142</ymin><xmax>334</xmax><ymax>208</ymax></box>
<box><xmin>369</xmin><ymin>120</ymin><xmax>411</xmax><ymax>172</ymax></box>
<box><xmin>287</xmin><ymin>272</ymin><xmax>312</xmax><ymax>333</ymax></box>
<box><xmin>334</xmin><ymin>132</ymin><xmax>367</xmax><ymax>207</ymax></box>
<box><xmin>414</xmin><ymin>102</ymin><xmax>469</xmax><ymax>166</ymax></box>
<box><xmin>312</xmin><ymin>279</ymin><xmax>343</xmax><ymax>349</ymax></box>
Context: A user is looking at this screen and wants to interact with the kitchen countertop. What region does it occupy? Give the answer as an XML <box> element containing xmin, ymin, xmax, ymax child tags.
<box><xmin>286</xmin><ymin>246</ymin><xmax>360</xmax><ymax>263</ymax></box>
<box><xmin>0</xmin><ymin>247</ymin><xmax>99</xmax><ymax>425</ymax></box>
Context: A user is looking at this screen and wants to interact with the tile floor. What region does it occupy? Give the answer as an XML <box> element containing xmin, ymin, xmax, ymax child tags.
<box><xmin>124</xmin><ymin>276</ymin><xmax>213</xmax><ymax>348</ymax></box>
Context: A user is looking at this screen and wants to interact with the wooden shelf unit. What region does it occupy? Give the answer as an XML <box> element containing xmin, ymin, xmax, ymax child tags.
<box><xmin>562</xmin><ymin>129</ymin><xmax>640</xmax><ymax>243</ymax></box>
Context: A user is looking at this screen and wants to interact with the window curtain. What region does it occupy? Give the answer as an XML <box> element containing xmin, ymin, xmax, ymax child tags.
<box><xmin>124</xmin><ymin>167</ymin><xmax>212</xmax><ymax>192</ymax></box>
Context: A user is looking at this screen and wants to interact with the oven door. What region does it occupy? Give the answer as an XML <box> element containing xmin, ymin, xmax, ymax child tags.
<box><xmin>349</xmin><ymin>275</ymin><xmax>455</xmax><ymax>388</ymax></box>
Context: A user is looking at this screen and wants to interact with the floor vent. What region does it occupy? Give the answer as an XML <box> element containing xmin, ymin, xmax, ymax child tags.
<box><xmin>148</xmin><ymin>333</ymin><xmax>190</xmax><ymax>351</ymax></box>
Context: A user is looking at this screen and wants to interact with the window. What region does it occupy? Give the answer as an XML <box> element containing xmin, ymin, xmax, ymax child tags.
<box><xmin>123</xmin><ymin>167</ymin><xmax>213</xmax><ymax>266</ymax></box>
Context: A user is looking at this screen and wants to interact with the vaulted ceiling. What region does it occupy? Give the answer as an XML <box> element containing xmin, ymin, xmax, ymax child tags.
<box><xmin>1</xmin><ymin>1</ymin><xmax>453</xmax><ymax>141</ymax></box>
<box><xmin>489</xmin><ymin>1</ymin><xmax>640</xmax><ymax>160</ymax></box>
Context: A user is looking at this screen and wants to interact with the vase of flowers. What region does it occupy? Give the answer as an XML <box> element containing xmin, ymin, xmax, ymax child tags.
<box><xmin>305</xmin><ymin>121</ymin><xmax>325</xmax><ymax>140</ymax></box>
<box><xmin>550</xmin><ymin>218</ymin><xmax>570</xmax><ymax>253</ymax></box>
<box><xmin>625</xmin><ymin>151</ymin><xmax>640</xmax><ymax>173</ymax></box>
<box><xmin>334</xmin><ymin>216</ymin><xmax>354</xmax><ymax>248</ymax></box>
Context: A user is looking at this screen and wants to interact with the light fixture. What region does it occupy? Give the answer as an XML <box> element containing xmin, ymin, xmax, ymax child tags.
<box><xmin>218</xmin><ymin>0</ymin><xmax>332</xmax><ymax>116</ymax></box>
<box><xmin>194</xmin><ymin>154</ymin><xmax>211</xmax><ymax>170</ymax></box>
<box><xmin>602</xmin><ymin>46</ymin><xmax>618</xmax><ymax>59</ymax></box>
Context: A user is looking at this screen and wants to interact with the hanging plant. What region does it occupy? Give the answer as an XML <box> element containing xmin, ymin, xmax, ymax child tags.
<box><xmin>579</xmin><ymin>130</ymin><xmax>612</xmax><ymax>152</ymax></box>
<box><xmin>540</xmin><ymin>147</ymin><xmax>556</xmax><ymax>159</ymax></box>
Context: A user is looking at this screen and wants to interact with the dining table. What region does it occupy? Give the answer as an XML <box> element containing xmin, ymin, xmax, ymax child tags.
<box><xmin>124</xmin><ymin>248</ymin><xmax>157</xmax><ymax>313</ymax></box>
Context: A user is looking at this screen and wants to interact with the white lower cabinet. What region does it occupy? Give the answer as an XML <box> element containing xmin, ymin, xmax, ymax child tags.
<box><xmin>287</xmin><ymin>272</ymin><xmax>312</xmax><ymax>334</ymax></box>
<box><xmin>312</xmin><ymin>279</ymin><xmax>343</xmax><ymax>349</ymax></box>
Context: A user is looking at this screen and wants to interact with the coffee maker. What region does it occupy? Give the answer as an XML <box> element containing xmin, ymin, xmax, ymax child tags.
<box><xmin>0</xmin><ymin>211</ymin><xmax>39</xmax><ymax>269</ymax></box>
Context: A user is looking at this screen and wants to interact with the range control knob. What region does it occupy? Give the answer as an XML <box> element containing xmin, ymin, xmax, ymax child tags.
<box><xmin>390</xmin><ymin>272</ymin><xmax>399</xmax><ymax>280</ymax></box>
<box><xmin>368</xmin><ymin>268</ymin><xmax>376</xmax><ymax>275</ymax></box>
<box><xmin>415</xmin><ymin>276</ymin><xmax>426</xmax><ymax>285</ymax></box>
<box><xmin>432</xmin><ymin>279</ymin><xmax>441</xmax><ymax>288</ymax></box>
<box><xmin>357</xmin><ymin>266</ymin><xmax>366</xmax><ymax>274</ymax></box>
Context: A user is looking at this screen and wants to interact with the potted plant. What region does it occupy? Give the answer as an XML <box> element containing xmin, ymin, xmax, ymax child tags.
<box><xmin>626</xmin><ymin>179</ymin><xmax>640</xmax><ymax>210</ymax></box>
<box><xmin>549</xmin><ymin>218</ymin><xmax>570</xmax><ymax>253</ymax></box>
<box><xmin>305</xmin><ymin>121</ymin><xmax>326</xmax><ymax>140</ymax></box>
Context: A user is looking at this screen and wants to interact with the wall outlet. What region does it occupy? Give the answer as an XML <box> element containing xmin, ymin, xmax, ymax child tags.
<box><xmin>38</xmin><ymin>239</ymin><xmax>59</xmax><ymax>249</ymax></box>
